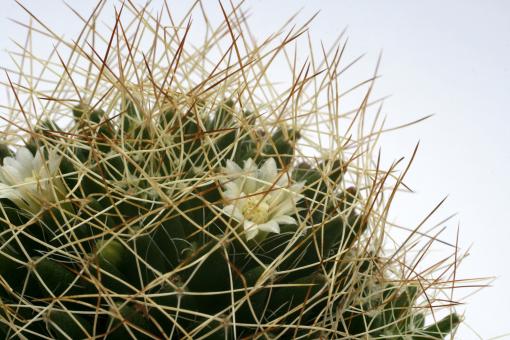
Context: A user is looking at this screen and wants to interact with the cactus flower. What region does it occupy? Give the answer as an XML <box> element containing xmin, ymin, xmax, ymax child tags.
<box><xmin>221</xmin><ymin>157</ymin><xmax>304</xmax><ymax>240</ymax></box>
<box><xmin>0</xmin><ymin>146</ymin><xmax>62</xmax><ymax>213</ymax></box>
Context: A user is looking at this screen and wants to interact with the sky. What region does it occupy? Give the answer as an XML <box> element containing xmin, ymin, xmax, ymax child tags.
<box><xmin>0</xmin><ymin>1</ymin><xmax>509</xmax><ymax>338</ymax></box>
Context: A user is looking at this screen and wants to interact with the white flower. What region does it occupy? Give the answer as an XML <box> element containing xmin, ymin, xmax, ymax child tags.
<box><xmin>221</xmin><ymin>157</ymin><xmax>304</xmax><ymax>240</ymax></box>
<box><xmin>0</xmin><ymin>147</ymin><xmax>63</xmax><ymax>213</ymax></box>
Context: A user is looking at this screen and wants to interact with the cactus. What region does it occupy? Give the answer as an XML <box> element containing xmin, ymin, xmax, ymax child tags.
<box><xmin>0</xmin><ymin>2</ymin><xmax>464</xmax><ymax>339</ymax></box>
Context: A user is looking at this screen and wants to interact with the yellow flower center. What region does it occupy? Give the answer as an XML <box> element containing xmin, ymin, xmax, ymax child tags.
<box><xmin>242</xmin><ymin>197</ymin><xmax>270</xmax><ymax>224</ymax></box>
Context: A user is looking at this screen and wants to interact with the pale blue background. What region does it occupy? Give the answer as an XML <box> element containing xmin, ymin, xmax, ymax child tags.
<box><xmin>0</xmin><ymin>1</ymin><xmax>508</xmax><ymax>338</ymax></box>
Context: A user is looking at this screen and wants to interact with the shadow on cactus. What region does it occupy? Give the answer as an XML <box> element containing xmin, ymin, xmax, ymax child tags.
<box><xmin>0</xmin><ymin>1</ymin><xmax>463</xmax><ymax>339</ymax></box>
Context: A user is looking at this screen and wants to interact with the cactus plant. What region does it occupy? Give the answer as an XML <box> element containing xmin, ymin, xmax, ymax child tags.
<box><xmin>0</xmin><ymin>2</ymin><xmax>463</xmax><ymax>339</ymax></box>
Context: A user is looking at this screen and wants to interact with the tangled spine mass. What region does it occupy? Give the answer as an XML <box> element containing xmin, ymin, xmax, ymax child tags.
<box><xmin>0</xmin><ymin>2</ymin><xmax>461</xmax><ymax>339</ymax></box>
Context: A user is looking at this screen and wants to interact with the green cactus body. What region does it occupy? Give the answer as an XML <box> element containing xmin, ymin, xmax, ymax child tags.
<box><xmin>0</xmin><ymin>100</ymin><xmax>463</xmax><ymax>339</ymax></box>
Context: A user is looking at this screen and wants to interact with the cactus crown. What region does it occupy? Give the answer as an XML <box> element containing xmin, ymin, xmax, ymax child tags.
<box><xmin>0</xmin><ymin>2</ymin><xmax>461</xmax><ymax>339</ymax></box>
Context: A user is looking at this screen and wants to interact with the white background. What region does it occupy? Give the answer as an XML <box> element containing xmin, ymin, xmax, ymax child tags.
<box><xmin>0</xmin><ymin>1</ymin><xmax>509</xmax><ymax>338</ymax></box>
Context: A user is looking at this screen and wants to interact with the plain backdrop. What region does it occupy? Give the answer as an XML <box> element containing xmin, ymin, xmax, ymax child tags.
<box><xmin>0</xmin><ymin>1</ymin><xmax>509</xmax><ymax>339</ymax></box>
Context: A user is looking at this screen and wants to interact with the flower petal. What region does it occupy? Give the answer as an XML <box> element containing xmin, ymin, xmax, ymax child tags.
<box><xmin>223</xmin><ymin>204</ymin><xmax>244</xmax><ymax>221</ymax></box>
<box><xmin>222</xmin><ymin>181</ymin><xmax>241</xmax><ymax>199</ymax></box>
<box><xmin>243</xmin><ymin>220</ymin><xmax>259</xmax><ymax>240</ymax></box>
<box><xmin>260</xmin><ymin>158</ymin><xmax>277</xmax><ymax>183</ymax></box>
<box><xmin>2</xmin><ymin>156</ymin><xmax>17</xmax><ymax>169</ymax></box>
<box><xmin>243</xmin><ymin>158</ymin><xmax>257</xmax><ymax>172</ymax></box>
<box><xmin>242</xmin><ymin>175</ymin><xmax>258</xmax><ymax>194</ymax></box>
<box><xmin>46</xmin><ymin>150</ymin><xmax>60</xmax><ymax>174</ymax></box>
<box><xmin>238</xmin><ymin>158</ymin><xmax>258</xmax><ymax>193</ymax></box>
<box><xmin>290</xmin><ymin>181</ymin><xmax>305</xmax><ymax>198</ymax></box>
<box><xmin>0</xmin><ymin>183</ymin><xmax>26</xmax><ymax>208</ymax></box>
<box><xmin>275</xmin><ymin>174</ymin><xmax>289</xmax><ymax>187</ymax></box>
<box><xmin>266</xmin><ymin>187</ymin><xmax>288</xmax><ymax>206</ymax></box>
<box><xmin>16</xmin><ymin>147</ymin><xmax>34</xmax><ymax>168</ymax></box>
<box><xmin>225</xmin><ymin>159</ymin><xmax>242</xmax><ymax>175</ymax></box>
<box><xmin>1</xmin><ymin>164</ymin><xmax>23</xmax><ymax>184</ymax></box>
<box><xmin>257</xmin><ymin>220</ymin><xmax>280</xmax><ymax>234</ymax></box>
<box><xmin>0</xmin><ymin>183</ymin><xmax>16</xmax><ymax>199</ymax></box>
<box><xmin>272</xmin><ymin>199</ymin><xmax>297</xmax><ymax>217</ymax></box>
<box><xmin>271</xmin><ymin>215</ymin><xmax>297</xmax><ymax>225</ymax></box>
